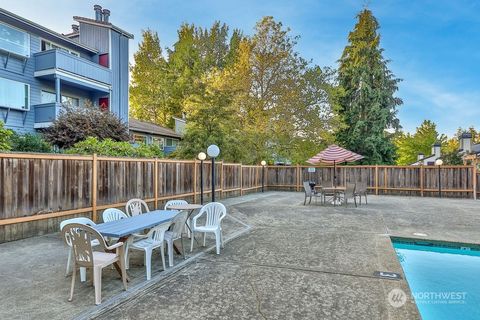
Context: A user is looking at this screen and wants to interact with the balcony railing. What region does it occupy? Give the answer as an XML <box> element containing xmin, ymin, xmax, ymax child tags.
<box><xmin>34</xmin><ymin>102</ymin><xmax>60</xmax><ymax>126</ymax></box>
<box><xmin>34</xmin><ymin>49</ymin><xmax>111</xmax><ymax>85</ymax></box>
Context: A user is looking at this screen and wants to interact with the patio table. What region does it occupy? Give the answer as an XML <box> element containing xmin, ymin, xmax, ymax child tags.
<box><xmin>95</xmin><ymin>210</ymin><xmax>178</xmax><ymax>279</ymax></box>
<box><xmin>315</xmin><ymin>186</ymin><xmax>346</xmax><ymax>206</ymax></box>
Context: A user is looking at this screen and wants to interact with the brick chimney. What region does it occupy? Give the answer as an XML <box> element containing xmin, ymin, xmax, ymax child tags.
<box><xmin>417</xmin><ymin>153</ymin><xmax>424</xmax><ymax>161</ymax></box>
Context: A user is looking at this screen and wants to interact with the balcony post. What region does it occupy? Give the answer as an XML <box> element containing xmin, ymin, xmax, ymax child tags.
<box><xmin>54</xmin><ymin>75</ymin><xmax>61</xmax><ymax>104</ymax></box>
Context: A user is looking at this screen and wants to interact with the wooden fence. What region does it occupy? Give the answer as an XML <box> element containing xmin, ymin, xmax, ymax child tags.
<box><xmin>268</xmin><ymin>165</ymin><xmax>478</xmax><ymax>199</ymax></box>
<box><xmin>0</xmin><ymin>153</ymin><xmax>266</xmax><ymax>243</ymax></box>
<box><xmin>0</xmin><ymin>152</ymin><xmax>477</xmax><ymax>243</ymax></box>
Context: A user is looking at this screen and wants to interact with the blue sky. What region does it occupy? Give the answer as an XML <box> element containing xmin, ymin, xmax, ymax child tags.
<box><xmin>2</xmin><ymin>0</ymin><xmax>479</xmax><ymax>136</ymax></box>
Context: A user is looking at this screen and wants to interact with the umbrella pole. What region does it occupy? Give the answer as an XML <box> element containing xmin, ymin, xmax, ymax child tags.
<box><xmin>333</xmin><ymin>160</ymin><xmax>336</xmax><ymax>187</ymax></box>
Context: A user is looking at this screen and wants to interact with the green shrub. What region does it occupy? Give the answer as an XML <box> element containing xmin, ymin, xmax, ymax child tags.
<box><xmin>9</xmin><ymin>132</ymin><xmax>53</xmax><ymax>153</ymax></box>
<box><xmin>0</xmin><ymin>121</ymin><xmax>12</xmax><ymax>151</ymax></box>
<box><xmin>66</xmin><ymin>137</ymin><xmax>163</xmax><ymax>158</ymax></box>
<box><xmin>44</xmin><ymin>103</ymin><xmax>129</xmax><ymax>148</ymax></box>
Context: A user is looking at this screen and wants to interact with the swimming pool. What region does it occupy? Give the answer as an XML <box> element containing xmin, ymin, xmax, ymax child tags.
<box><xmin>392</xmin><ymin>238</ymin><xmax>480</xmax><ymax>320</ymax></box>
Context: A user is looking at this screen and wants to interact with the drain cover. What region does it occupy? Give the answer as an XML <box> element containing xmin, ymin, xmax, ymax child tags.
<box><xmin>373</xmin><ymin>271</ymin><xmax>402</xmax><ymax>280</ymax></box>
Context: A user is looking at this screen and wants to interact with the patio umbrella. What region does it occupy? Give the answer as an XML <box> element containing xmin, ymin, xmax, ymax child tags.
<box><xmin>307</xmin><ymin>145</ymin><xmax>364</xmax><ymax>186</ymax></box>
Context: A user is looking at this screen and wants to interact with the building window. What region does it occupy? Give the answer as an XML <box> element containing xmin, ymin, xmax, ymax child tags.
<box><xmin>166</xmin><ymin>138</ymin><xmax>178</xmax><ymax>147</ymax></box>
<box><xmin>41</xmin><ymin>39</ymin><xmax>79</xmax><ymax>56</ymax></box>
<box><xmin>133</xmin><ymin>134</ymin><xmax>147</xmax><ymax>144</ymax></box>
<box><xmin>0</xmin><ymin>77</ymin><xmax>29</xmax><ymax>110</ymax></box>
<box><xmin>152</xmin><ymin>137</ymin><xmax>165</xmax><ymax>150</ymax></box>
<box><xmin>0</xmin><ymin>22</ymin><xmax>30</xmax><ymax>57</ymax></box>
<box><xmin>41</xmin><ymin>90</ymin><xmax>79</xmax><ymax>107</ymax></box>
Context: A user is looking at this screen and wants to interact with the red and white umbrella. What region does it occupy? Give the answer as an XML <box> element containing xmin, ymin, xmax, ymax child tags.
<box><xmin>307</xmin><ymin>145</ymin><xmax>364</xmax><ymax>186</ymax></box>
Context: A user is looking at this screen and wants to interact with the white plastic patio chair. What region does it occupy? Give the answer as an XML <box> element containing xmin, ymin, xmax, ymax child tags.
<box><xmin>164</xmin><ymin>211</ymin><xmax>188</xmax><ymax>267</ymax></box>
<box><xmin>126</xmin><ymin>198</ymin><xmax>150</xmax><ymax>217</ymax></box>
<box><xmin>190</xmin><ymin>202</ymin><xmax>226</xmax><ymax>255</ymax></box>
<box><xmin>128</xmin><ymin>221</ymin><xmax>171</xmax><ymax>280</ymax></box>
<box><xmin>164</xmin><ymin>199</ymin><xmax>190</xmax><ymax>235</ymax></box>
<box><xmin>164</xmin><ymin>199</ymin><xmax>188</xmax><ymax>210</ymax></box>
<box><xmin>60</xmin><ymin>217</ymin><xmax>98</xmax><ymax>282</ymax></box>
<box><xmin>102</xmin><ymin>208</ymin><xmax>139</xmax><ymax>269</ymax></box>
<box><xmin>61</xmin><ymin>223</ymin><xmax>127</xmax><ymax>305</ymax></box>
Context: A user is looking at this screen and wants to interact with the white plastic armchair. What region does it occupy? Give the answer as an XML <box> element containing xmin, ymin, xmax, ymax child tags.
<box><xmin>60</xmin><ymin>217</ymin><xmax>98</xmax><ymax>281</ymax></box>
<box><xmin>126</xmin><ymin>198</ymin><xmax>150</xmax><ymax>217</ymax></box>
<box><xmin>164</xmin><ymin>199</ymin><xmax>188</xmax><ymax>210</ymax></box>
<box><xmin>129</xmin><ymin>221</ymin><xmax>171</xmax><ymax>280</ymax></box>
<box><xmin>102</xmin><ymin>208</ymin><xmax>137</xmax><ymax>268</ymax></box>
<box><xmin>103</xmin><ymin>208</ymin><xmax>129</xmax><ymax>222</ymax></box>
<box><xmin>164</xmin><ymin>211</ymin><xmax>188</xmax><ymax>267</ymax></box>
<box><xmin>190</xmin><ymin>202</ymin><xmax>227</xmax><ymax>254</ymax></box>
<box><xmin>61</xmin><ymin>223</ymin><xmax>127</xmax><ymax>305</ymax></box>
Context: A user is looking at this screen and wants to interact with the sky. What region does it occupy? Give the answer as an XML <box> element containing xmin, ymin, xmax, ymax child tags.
<box><xmin>1</xmin><ymin>0</ymin><xmax>479</xmax><ymax>137</ymax></box>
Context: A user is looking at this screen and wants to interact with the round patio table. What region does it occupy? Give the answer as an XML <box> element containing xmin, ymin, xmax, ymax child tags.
<box><xmin>167</xmin><ymin>204</ymin><xmax>203</xmax><ymax>243</ymax></box>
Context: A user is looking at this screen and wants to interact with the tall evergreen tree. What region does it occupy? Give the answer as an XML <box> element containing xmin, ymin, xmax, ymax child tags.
<box><xmin>336</xmin><ymin>9</ymin><xmax>402</xmax><ymax>164</ymax></box>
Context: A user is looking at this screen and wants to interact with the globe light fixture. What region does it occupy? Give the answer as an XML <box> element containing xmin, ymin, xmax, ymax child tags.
<box><xmin>207</xmin><ymin>144</ymin><xmax>220</xmax><ymax>158</ymax></box>
<box><xmin>435</xmin><ymin>158</ymin><xmax>443</xmax><ymax>198</ymax></box>
<box><xmin>207</xmin><ymin>145</ymin><xmax>220</xmax><ymax>201</ymax></box>
<box><xmin>198</xmin><ymin>152</ymin><xmax>206</xmax><ymax>161</ymax></box>
<box><xmin>261</xmin><ymin>160</ymin><xmax>266</xmax><ymax>192</ymax></box>
<box><xmin>198</xmin><ymin>152</ymin><xmax>207</xmax><ymax>204</ymax></box>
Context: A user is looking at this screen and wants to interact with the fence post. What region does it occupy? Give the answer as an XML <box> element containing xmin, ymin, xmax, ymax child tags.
<box><xmin>420</xmin><ymin>165</ymin><xmax>424</xmax><ymax>197</ymax></box>
<box><xmin>220</xmin><ymin>161</ymin><xmax>224</xmax><ymax>199</ymax></box>
<box><xmin>473</xmin><ymin>164</ymin><xmax>477</xmax><ymax>200</ymax></box>
<box><xmin>154</xmin><ymin>158</ymin><xmax>158</xmax><ymax>209</ymax></box>
<box><xmin>384</xmin><ymin>166</ymin><xmax>388</xmax><ymax>194</ymax></box>
<box><xmin>296</xmin><ymin>164</ymin><xmax>300</xmax><ymax>191</ymax></box>
<box><xmin>92</xmin><ymin>153</ymin><xmax>97</xmax><ymax>222</ymax></box>
<box><xmin>193</xmin><ymin>159</ymin><xmax>197</xmax><ymax>203</ymax></box>
<box><xmin>240</xmin><ymin>164</ymin><xmax>243</xmax><ymax>196</ymax></box>
<box><xmin>375</xmin><ymin>165</ymin><xmax>379</xmax><ymax>195</ymax></box>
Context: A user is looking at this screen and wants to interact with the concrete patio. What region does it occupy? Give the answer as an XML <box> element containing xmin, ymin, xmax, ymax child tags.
<box><xmin>1</xmin><ymin>191</ymin><xmax>480</xmax><ymax>320</ymax></box>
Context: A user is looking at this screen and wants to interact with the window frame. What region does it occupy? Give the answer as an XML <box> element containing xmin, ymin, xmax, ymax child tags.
<box><xmin>0</xmin><ymin>21</ymin><xmax>30</xmax><ymax>57</ymax></box>
<box><xmin>0</xmin><ymin>77</ymin><xmax>30</xmax><ymax>111</ymax></box>
<box><xmin>133</xmin><ymin>134</ymin><xmax>147</xmax><ymax>145</ymax></box>
<box><xmin>40</xmin><ymin>39</ymin><xmax>79</xmax><ymax>57</ymax></box>
<box><xmin>152</xmin><ymin>137</ymin><xmax>165</xmax><ymax>150</ymax></box>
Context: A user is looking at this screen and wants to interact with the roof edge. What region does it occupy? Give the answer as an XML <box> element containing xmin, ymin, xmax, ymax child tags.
<box><xmin>0</xmin><ymin>8</ymin><xmax>98</xmax><ymax>53</ymax></box>
<box><xmin>73</xmin><ymin>16</ymin><xmax>134</xmax><ymax>39</ymax></box>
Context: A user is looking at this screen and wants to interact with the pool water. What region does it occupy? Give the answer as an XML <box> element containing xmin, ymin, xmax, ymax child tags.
<box><xmin>393</xmin><ymin>239</ymin><xmax>480</xmax><ymax>320</ymax></box>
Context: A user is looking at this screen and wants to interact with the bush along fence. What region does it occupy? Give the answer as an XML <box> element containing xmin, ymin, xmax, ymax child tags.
<box><xmin>0</xmin><ymin>152</ymin><xmax>478</xmax><ymax>243</ymax></box>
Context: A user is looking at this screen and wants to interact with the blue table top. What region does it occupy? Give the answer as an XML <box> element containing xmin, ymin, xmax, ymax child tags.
<box><xmin>95</xmin><ymin>210</ymin><xmax>178</xmax><ymax>238</ymax></box>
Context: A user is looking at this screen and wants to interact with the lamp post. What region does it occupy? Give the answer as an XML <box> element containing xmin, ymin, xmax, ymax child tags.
<box><xmin>207</xmin><ymin>145</ymin><xmax>220</xmax><ymax>202</ymax></box>
<box><xmin>261</xmin><ymin>160</ymin><xmax>267</xmax><ymax>192</ymax></box>
<box><xmin>435</xmin><ymin>159</ymin><xmax>443</xmax><ymax>198</ymax></box>
<box><xmin>198</xmin><ymin>152</ymin><xmax>206</xmax><ymax>204</ymax></box>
